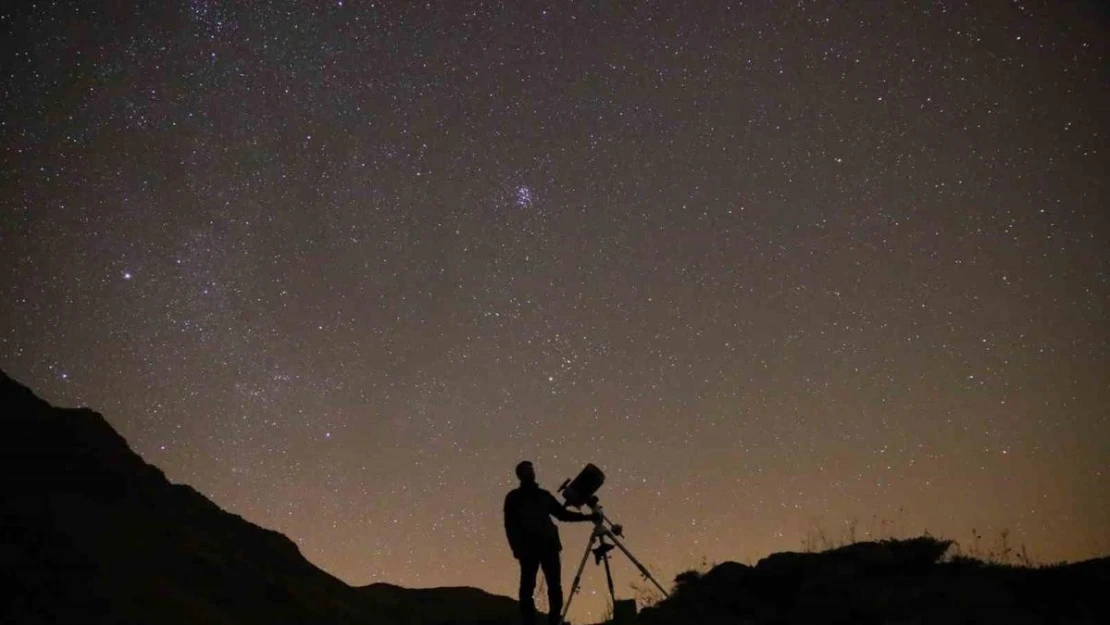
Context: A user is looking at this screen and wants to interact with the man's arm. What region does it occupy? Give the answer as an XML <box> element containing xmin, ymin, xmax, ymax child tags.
<box><xmin>504</xmin><ymin>492</ymin><xmax>524</xmax><ymax>557</ymax></box>
<box><xmin>547</xmin><ymin>492</ymin><xmax>594</xmax><ymax>522</ymax></box>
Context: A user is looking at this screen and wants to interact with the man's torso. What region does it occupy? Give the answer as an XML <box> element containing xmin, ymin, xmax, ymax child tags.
<box><xmin>507</xmin><ymin>484</ymin><xmax>562</xmax><ymax>554</ymax></box>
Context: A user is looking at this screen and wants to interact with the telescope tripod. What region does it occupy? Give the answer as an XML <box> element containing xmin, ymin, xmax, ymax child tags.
<box><xmin>561</xmin><ymin>501</ymin><xmax>669</xmax><ymax>622</ymax></box>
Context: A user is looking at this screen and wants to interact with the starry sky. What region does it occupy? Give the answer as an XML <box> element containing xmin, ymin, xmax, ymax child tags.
<box><xmin>2</xmin><ymin>0</ymin><xmax>1107</xmax><ymax>620</ymax></box>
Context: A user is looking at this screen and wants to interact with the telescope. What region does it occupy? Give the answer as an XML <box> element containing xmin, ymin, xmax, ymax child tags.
<box><xmin>557</xmin><ymin>463</ymin><xmax>605</xmax><ymax>509</ymax></box>
<box><xmin>556</xmin><ymin>463</ymin><xmax>668</xmax><ymax>622</ymax></box>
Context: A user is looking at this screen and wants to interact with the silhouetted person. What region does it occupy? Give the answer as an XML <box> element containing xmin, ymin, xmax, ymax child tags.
<box><xmin>504</xmin><ymin>461</ymin><xmax>596</xmax><ymax>625</ymax></box>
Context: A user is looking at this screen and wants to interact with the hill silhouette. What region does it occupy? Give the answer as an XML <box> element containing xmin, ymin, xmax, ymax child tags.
<box><xmin>0</xmin><ymin>370</ymin><xmax>525</xmax><ymax>625</ymax></box>
<box><xmin>637</xmin><ymin>536</ymin><xmax>1110</xmax><ymax>624</ymax></box>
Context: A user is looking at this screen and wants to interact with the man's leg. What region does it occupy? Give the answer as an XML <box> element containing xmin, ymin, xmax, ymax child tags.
<box><xmin>518</xmin><ymin>555</ymin><xmax>541</xmax><ymax>625</ymax></box>
<box><xmin>540</xmin><ymin>550</ymin><xmax>563</xmax><ymax>625</ymax></box>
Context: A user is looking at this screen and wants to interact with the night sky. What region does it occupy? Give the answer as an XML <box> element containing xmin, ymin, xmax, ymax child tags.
<box><xmin>2</xmin><ymin>1</ymin><xmax>1107</xmax><ymax>620</ymax></box>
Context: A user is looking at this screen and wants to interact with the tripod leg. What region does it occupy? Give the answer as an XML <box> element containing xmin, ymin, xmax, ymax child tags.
<box><xmin>602</xmin><ymin>552</ymin><xmax>616</xmax><ymax>605</ymax></box>
<box><xmin>561</xmin><ymin>532</ymin><xmax>596</xmax><ymax>622</ymax></box>
<box><xmin>604</xmin><ymin>531</ymin><xmax>671</xmax><ymax>598</ymax></box>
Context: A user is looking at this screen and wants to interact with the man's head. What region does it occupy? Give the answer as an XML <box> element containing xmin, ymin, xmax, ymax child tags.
<box><xmin>515</xmin><ymin>460</ymin><xmax>536</xmax><ymax>484</ymax></box>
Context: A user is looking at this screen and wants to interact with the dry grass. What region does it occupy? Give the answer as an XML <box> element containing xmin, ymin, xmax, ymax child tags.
<box><xmin>800</xmin><ymin>512</ymin><xmax>1041</xmax><ymax>568</ymax></box>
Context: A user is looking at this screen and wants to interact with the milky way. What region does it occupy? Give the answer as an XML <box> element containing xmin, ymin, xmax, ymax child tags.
<box><xmin>2</xmin><ymin>2</ymin><xmax>1107</xmax><ymax>620</ymax></box>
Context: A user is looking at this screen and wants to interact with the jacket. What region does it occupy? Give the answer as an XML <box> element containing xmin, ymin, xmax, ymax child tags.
<box><xmin>504</xmin><ymin>482</ymin><xmax>589</xmax><ymax>558</ymax></box>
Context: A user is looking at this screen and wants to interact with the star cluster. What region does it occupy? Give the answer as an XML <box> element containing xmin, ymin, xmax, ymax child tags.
<box><xmin>2</xmin><ymin>2</ymin><xmax>1107</xmax><ymax>620</ymax></box>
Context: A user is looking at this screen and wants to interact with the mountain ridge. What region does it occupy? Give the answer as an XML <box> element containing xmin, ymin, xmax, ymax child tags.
<box><xmin>0</xmin><ymin>369</ymin><xmax>524</xmax><ymax>625</ymax></box>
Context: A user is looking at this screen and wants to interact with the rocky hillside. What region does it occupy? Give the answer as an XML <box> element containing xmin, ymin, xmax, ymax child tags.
<box><xmin>0</xmin><ymin>370</ymin><xmax>523</xmax><ymax>625</ymax></box>
<box><xmin>637</xmin><ymin>536</ymin><xmax>1110</xmax><ymax>625</ymax></box>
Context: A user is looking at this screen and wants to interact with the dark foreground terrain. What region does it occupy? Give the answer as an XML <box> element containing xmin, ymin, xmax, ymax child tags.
<box><xmin>637</xmin><ymin>534</ymin><xmax>1109</xmax><ymax>625</ymax></box>
<box><xmin>2</xmin><ymin>369</ymin><xmax>1107</xmax><ymax>625</ymax></box>
<box><xmin>0</xmin><ymin>370</ymin><xmax>523</xmax><ymax>625</ymax></box>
